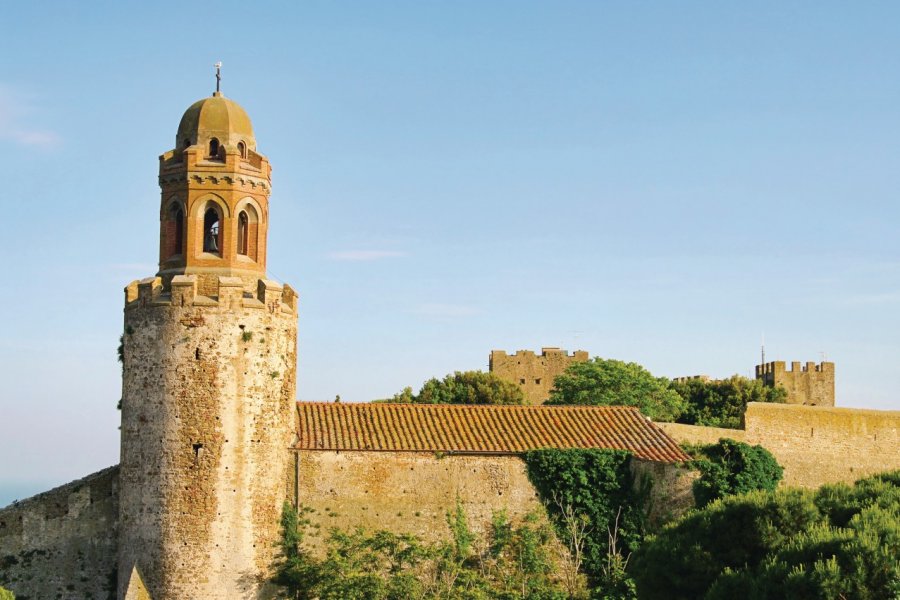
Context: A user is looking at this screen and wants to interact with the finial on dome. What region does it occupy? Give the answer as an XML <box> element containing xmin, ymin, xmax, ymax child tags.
<box><xmin>214</xmin><ymin>61</ymin><xmax>222</xmax><ymax>96</ymax></box>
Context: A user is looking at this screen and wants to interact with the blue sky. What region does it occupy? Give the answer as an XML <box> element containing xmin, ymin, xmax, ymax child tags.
<box><xmin>1</xmin><ymin>1</ymin><xmax>898</xmax><ymax>505</ymax></box>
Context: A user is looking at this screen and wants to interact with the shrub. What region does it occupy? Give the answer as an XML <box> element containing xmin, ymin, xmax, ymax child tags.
<box><xmin>632</xmin><ymin>470</ymin><xmax>900</xmax><ymax>600</ymax></box>
<box><xmin>670</xmin><ymin>375</ymin><xmax>786</xmax><ymax>429</ymax></box>
<box><xmin>388</xmin><ymin>370</ymin><xmax>525</xmax><ymax>405</ymax></box>
<box><xmin>689</xmin><ymin>439</ymin><xmax>783</xmax><ymax>507</ymax></box>
<box><xmin>273</xmin><ymin>501</ymin><xmax>570</xmax><ymax>599</ymax></box>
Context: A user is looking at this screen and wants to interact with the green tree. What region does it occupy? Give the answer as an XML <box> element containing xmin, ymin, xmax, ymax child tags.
<box><xmin>670</xmin><ymin>376</ymin><xmax>786</xmax><ymax>429</ymax></box>
<box><xmin>546</xmin><ymin>358</ymin><xmax>686</xmax><ymax>422</ymax></box>
<box><xmin>632</xmin><ymin>471</ymin><xmax>900</xmax><ymax>600</ymax></box>
<box><xmin>688</xmin><ymin>439</ymin><xmax>784</xmax><ymax>508</ymax></box>
<box><xmin>0</xmin><ymin>586</ymin><xmax>14</xmax><ymax>600</ymax></box>
<box><xmin>389</xmin><ymin>370</ymin><xmax>525</xmax><ymax>405</ymax></box>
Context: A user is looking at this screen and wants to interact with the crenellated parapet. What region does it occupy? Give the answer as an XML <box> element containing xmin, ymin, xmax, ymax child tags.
<box><xmin>125</xmin><ymin>275</ymin><xmax>297</xmax><ymax>314</ymax></box>
<box><xmin>489</xmin><ymin>347</ymin><xmax>590</xmax><ymax>405</ymax></box>
<box><xmin>490</xmin><ymin>348</ymin><xmax>590</xmax><ymax>362</ymax></box>
<box><xmin>755</xmin><ymin>360</ymin><xmax>835</xmax><ymax>407</ymax></box>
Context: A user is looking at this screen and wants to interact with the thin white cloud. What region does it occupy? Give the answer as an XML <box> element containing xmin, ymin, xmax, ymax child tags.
<box><xmin>327</xmin><ymin>250</ymin><xmax>406</xmax><ymax>261</ymax></box>
<box><xmin>413</xmin><ymin>303</ymin><xmax>483</xmax><ymax>318</ymax></box>
<box><xmin>0</xmin><ymin>85</ymin><xmax>62</xmax><ymax>149</ymax></box>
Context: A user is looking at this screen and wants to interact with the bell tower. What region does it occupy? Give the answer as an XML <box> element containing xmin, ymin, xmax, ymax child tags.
<box><xmin>157</xmin><ymin>88</ymin><xmax>271</xmax><ymax>295</ymax></box>
<box><xmin>118</xmin><ymin>80</ymin><xmax>298</xmax><ymax>600</ymax></box>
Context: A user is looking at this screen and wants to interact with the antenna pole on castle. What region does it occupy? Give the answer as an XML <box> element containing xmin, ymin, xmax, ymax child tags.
<box><xmin>215</xmin><ymin>61</ymin><xmax>222</xmax><ymax>93</ymax></box>
<box><xmin>761</xmin><ymin>332</ymin><xmax>766</xmax><ymax>366</ymax></box>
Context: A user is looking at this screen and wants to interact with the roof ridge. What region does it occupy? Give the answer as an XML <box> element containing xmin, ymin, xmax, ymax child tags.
<box><xmin>296</xmin><ymin>401</ymin><xmax>639</xmax><ymax>412</ymax></box>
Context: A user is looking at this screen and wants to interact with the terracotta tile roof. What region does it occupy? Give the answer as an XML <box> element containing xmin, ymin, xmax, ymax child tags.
<box><xmin>295</xmin><ymin>402</ymin><xmax>690</xmax><ymax>463</ymax></box>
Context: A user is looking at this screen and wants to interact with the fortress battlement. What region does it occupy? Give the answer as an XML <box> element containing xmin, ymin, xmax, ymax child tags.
<box><xmin>672</xmin><ymin>374</ymin><xmax>711</xmax><ymax>384</ymax></box>
<box><xmin>755</xmin><ymin>360</ymin><xmax>835</xmax><ymax>407</ymax></box>
<box><xmin>755</xmin><ymin>360</ymin><xmax>834</xmax><ymax>377</ymax></box>
<box><xmin>489</xmin><ymin>347</ymin><xmax>590</xmax><ymax>405</ymax></box>
<box><xmin>124</xmin><ymin>274</ymin><xmax>297</xmax><ymax>314</ymax></box>
<box><xmin>490</xmin><ymin>347</ymin><xmax>590</xmax><ymax>361</ymax></box>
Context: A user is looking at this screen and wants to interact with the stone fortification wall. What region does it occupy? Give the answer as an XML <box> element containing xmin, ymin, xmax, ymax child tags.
<box><xmin>660</xmin><ymin>403</ymin><xmax>900</xmax><ymax>488</ymax></box>
<box><xmin>293</xmin><ymin>452</ymin><xmax>546</xmax><ymax>551</ymax></box>
<box><xmin>743</xmin><ymin>403</ymin><xmax>900</xmax><ymax>487</ymax></box>
<box><xmin>631</xmin><ymin>459</ymin><xmax>698</xmax><ymax>527</ymax></box>
<box><xmin>0</xmin><ymin>466</ymin><xmax>119</xmax><ymax>600</ymax></box>
<box><xmin>656</xmin><ymin>422</ymin><xmax>747</xmax><ymax>446</ymax></box>
<box><xmin>756</xmin><ymin>361</ymin><xmax>835</xmax><ymax>406</ymax></box>
<box><xmin>291</xmin><ymin>451</ymin><xmax>694</xmax><ymax>554</ymax></box>
<box><xmin>490</xmin><ymin>348</ymin><xmax>589</xmax><ymax>405</ymax></box>
<box><xmin>118</xmin><ymin>274</ymin><xmax>297</xmax><ymax>600</ymax></box>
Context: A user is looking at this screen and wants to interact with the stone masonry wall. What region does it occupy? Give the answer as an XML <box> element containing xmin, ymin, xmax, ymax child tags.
<box><xmin>291</xmin><ymin>451</ymin><xmax>694</xmax><ymax>555</ymax></box>
<box><xmin>118</xmin><ymin>275</ymin><xmax>297</xmax><ymax>600</ymax></box>
<box><xmin>490</xmin><ymin>348</ymin><xmax>589</xmax><ymax>405</ymax></box>
<box><xmin>0</xmin><ymin>466</ymin><xmax>119</xmax><ymax>600</ymax></box>
<box><xmin>743</xmin><ymin>403</ymin><xmax>900</xmax><ymax>487</ymax></box>
<box><xmin>630</xmin><ymin>459</ymin><xmax>698</xmax><ymax>527</ymax></box>
<box><xmin>656</xmin><ymin>422</ymin><xmax>747</xmax><ymax>446</ymax></box>
<box><xmin>660</xmin><ymin>403</ymin><xmax>900</xmax><ymax>488</ymax></box>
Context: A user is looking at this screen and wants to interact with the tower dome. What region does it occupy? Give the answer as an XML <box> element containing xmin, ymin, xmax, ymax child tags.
<box><xmin>157</xmin><ymin>89</ymin><xmax>272</xmax><ymax>296</ymax></box>
<box><xmin>176</xmin><ymin>91</ymin><xmax>256</xmax><ymax>152</ymax></box>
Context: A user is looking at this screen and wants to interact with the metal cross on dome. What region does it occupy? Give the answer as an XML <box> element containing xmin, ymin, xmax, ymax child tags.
<box><xmin>215</xmin><ymin>61</ymin><xmax>222</xmax><ymax>93</ymax></box>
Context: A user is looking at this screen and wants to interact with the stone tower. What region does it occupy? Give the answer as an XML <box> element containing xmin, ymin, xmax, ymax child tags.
<box><xmin>489</xmin><ymin>348</ymin><xmax>589</xmax><ymax>405</ymax></box>
<box><xmin>118</xmin><ymin>89</ymin><xmax>298</xmax><ymax>599</ymax></box>
<box><xmin>756</xmin><ymin>360</ymin><xmax>835</xmax><ymax>407</ymax></box>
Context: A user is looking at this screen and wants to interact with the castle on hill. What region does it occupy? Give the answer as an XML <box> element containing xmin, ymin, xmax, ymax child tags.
<box><xmin>0</xmin><ymin>83</ymin><xmax>897</xmax><ymax>600</ymax></box>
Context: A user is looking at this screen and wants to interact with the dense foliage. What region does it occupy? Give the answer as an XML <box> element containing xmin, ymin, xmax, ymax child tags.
<box><xmin>524</xmin><ymin>449</ymin><xmax>644</xmax><ymax>598</ymax></box>
<box><xmin>274</xmin><ymin>501</ymin><xmax>571</xmax><ymax>599</ymax></box>
<box><xmin>0</xmin><ymin>586</ymin><xmax>13</xmax><ymax>600</ymax></box>
<box><xmin>687</xmin><ymin>439</ymin><xmax>784</xmax><ymax>507</ymax></box>
<box><xmin>389</xmin><ymin>370</ymin><xmax>526</xmax><ymax>405</ymax></box>
<box><xmin>669</xmin><ymin>376</ymin><xmax>786</xmax><ymax>429</ymax></box>
<box><xmin>546</xmin><ymin>359</ymin><xmax>685</xmax><ymax>422</ymax></box>
<box><xmin>631</xmin><ymin>470</ymin><xmax>900</xmax><ymax>600</ymax></box>
<box><xmin>546</xmin><ymin>359</ymin><xmax>784</xmax><ymax>429</ymax></box>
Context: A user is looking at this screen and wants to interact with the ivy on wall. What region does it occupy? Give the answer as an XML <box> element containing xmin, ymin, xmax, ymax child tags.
<box><xmin>523</xmin><ymin>449</ymin><xmax>647</xmax><ymax>586</ymax></box>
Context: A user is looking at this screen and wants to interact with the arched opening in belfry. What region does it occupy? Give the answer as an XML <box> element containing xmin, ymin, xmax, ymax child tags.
<box><xmin>203</xmin><ymin>207</ymin><xmax>221</xmax><ymax>254</ymax></box>
<box><xmin>237</xmin><ymin>211</ymin><xmax>249</xmax><ymax>256</ymax></box>
<box><xmin>237</xmin><ymin>141</ymin><xmax>247</xmax><ymax>159</ymax></box>
<box><xmin>237</xmin><ymin>204</ymin><xmax>259</xmax><ymax>261</ymax></box>
<box><xmin>169</xmin><ymin>204</ymin><xmax>185</xmax><ymax>257</ymax></box>
<box><xmin>208</xmin><ymin>137</ymin><xmax>220</xmax><ymax>158</ymax></box>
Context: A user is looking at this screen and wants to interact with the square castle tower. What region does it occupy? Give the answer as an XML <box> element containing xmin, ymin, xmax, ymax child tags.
<box><xmin>756</xmin><ymin>361</ymin><xmax>835</xmax><ymax>407</ymax></box>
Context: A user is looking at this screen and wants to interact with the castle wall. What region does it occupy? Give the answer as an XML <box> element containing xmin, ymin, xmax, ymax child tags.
<box><xmin>0</xmin><ymin>467</ymin><xmax>119</xmax><ymax>600</ymax></box>
<box><xmin>630</xmin><ymin>459</ymin><xmax>698</xmax><ymax>527</ymax></box>
<box><xmin>656</xmin><ymin>422</ymin><xmax>747</xmax><ymax>446</ymax></box>
<box><xmin>659</xmin><ymin>403</ymin><xmax>900</xmax><ymax>488</ymax></box>
<box><xmin>490</xmin><ymin>348</ymin><xmax>589</xmax><ymax>405</ymax></box>
<box><xmin>743</xmin><ymin>403</ymin><xmax>900</xmax><ymax>487</ymax></box>
<box><xmin>118</xmin><ymin>275</ymin><xmax>297</xmax><ymax>600</ymax></box>
<box><xmin>291</xmin><ymin>451</ymin><xmax>695</xmax><ymax>554</ymax></box>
